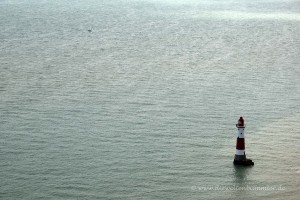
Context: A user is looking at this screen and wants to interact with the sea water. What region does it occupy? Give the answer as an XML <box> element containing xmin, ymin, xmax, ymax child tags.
<box><xmin>1</xmin><ymin>0</ymin><xmax>300</xmax><ymax>199</ymax></box>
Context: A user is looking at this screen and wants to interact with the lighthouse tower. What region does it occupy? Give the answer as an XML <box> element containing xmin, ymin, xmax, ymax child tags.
<box><xmin>233</xmin><ymin>117</ymin><xmax>254</xmax><ymax>166</ymax></box>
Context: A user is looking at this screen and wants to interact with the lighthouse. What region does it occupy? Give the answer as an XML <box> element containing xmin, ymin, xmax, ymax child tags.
<box><xmin>233</xmin><ymin>117</ymin><xmax>254</xmax><ymax>166</ymax></box>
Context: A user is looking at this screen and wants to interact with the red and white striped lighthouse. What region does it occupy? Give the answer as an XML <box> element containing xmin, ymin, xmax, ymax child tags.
<box><xmin>233</xmin><ymin>117</ymin><xmax>254</xmax><ymax>166</ymax></box>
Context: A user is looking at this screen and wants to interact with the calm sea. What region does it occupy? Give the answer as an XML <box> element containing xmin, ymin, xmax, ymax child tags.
<box><xmin>1</xmin><ymin>0</ymin><xmax>300</xmax><ymax>199</ymax></box>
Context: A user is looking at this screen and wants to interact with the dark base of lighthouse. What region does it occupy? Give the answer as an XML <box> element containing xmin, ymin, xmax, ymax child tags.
<box><xmin>233</xmin><ymin>159</ymin><xmax>254</xmax><ymax>166</ymax></box>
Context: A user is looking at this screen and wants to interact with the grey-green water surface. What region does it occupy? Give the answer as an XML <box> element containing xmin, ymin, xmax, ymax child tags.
<box><xmin>1</xmin><ymin>0</ymin><xmax>300</xmax><ymax>199</ymax></box>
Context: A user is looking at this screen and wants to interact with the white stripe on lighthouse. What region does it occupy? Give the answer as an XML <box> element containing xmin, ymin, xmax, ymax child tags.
<box><xmin>235</xmin><ymin>149</ymin><xmax>245</xmax><ymax>155</ymax></box>
<box><xmin>237</xmin><ymin>127</ymin><xmax>245</xmax><ymax>138</ymax></box>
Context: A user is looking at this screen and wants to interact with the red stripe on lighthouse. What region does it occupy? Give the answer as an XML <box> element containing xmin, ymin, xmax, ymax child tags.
<box><xmin>236</xmin><ymin>138</ymin><xmax>245</xmax><ymax>150</ymax></box>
